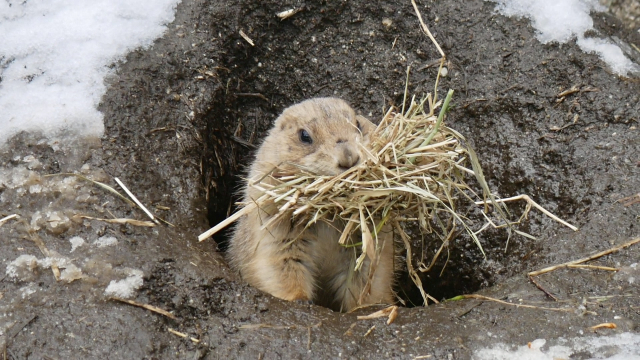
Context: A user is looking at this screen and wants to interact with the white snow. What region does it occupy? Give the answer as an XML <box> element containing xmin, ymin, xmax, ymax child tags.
<box><xmin>59</xmin><ymin>263</ymin><xmax>84</xmax><ymax>282</ymax></box>
<box><xmin>69</xmin><ymin>236</ymin><xmax>85</xmax><ymax>253</ymax></box>
<box><xmin>494</xmin><ymin>0</ymin><xmax>599</xmax><ymax>43</ymax></box>
<box><xmin>474</xmin><ymin>333</ymin><xmax>640</xmax><ymax>359</ymax></box>
<box><xmin>5</xmin><ymin>253</ymin><xmax>74</xmax><ymax>281</ymax></box>
<box><xmin>94</xmin><ymin>235</ymin><xmax>118</xmax><ymax>248</ymax></box>
<box><xmin>577</xmin><ymin>37</ymin><xmax>639</xmax><ymax>75</ymax></box>
<box><xmin>0</xmin><ymin>0</ymin><xmax>181</xmax><ymax>146</ymax></box>
<box><xmin>5</xmin><ymin>254</ymin><xmax>40</xmax><ymax>279</ymax></box>
<box><xmin>19</xmin><ymin>284</ymin><xmax>38</xmax><ymax>299</ymax></box>
<box><xmin>104</xmin><ymin>268</ymin><xmax>144</xmax><ymax>298</ymax></box>
<box><xmin>492</xmin><ymin>0</ymin><xmax>640</xmax><ymax>76</ymax></box>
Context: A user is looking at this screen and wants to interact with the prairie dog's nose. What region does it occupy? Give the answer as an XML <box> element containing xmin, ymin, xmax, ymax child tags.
<box><xmin>337</xmin><ymin>144</ymin><xmax>360</xmax><ymax>170</ymax></box>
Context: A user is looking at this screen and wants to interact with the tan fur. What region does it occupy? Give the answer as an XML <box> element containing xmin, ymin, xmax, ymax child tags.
<box><xmin>228</xmin><ymin>98</ymin><xmax>395</xmax><ymax>312</ymax></box>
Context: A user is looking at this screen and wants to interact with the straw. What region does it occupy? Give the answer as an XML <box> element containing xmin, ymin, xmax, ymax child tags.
<box><xmin>198</xmin><ymin>90</ymin><xmax>575</xmax><ymax>305</ymax></box>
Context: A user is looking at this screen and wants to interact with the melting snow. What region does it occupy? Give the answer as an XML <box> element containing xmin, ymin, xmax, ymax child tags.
<box><xmin>69</xmin><ymin>236</ymin><xmax>86</xmax><ymax>253</ymax></box>
<box><xmin>94</xmin><ymin>235</ymin><xmax>118</xmax><ymax>248</ymax></box>
<box><xmin>104</xmin><ymin>268</ymin><xmax>144</xmax><ymax>298</ymax></box>
<box><xmin>492</xmin><ymin>0</ymin><xmax>640</xmax><ymax>75</ymax></box>
<box><xmin>474</xmin><ymin>333</ymin><xmax>640</xmax><ymax>359</ymax></box>
<box><xmin>0</xmin><ymin>0</ymin><xmax>181</xmax><ymax>146</ymax></box>
<box><xmin>5</xmin><ymin>253</ymin><xmax>77</xmax><ymax>282</ymax></box>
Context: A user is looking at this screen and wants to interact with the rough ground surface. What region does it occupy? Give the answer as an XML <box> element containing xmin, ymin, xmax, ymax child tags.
<box><xmin>1</xmin><ymin>0</ymin><xmax>639</xmax><ymax>359</ymax></box>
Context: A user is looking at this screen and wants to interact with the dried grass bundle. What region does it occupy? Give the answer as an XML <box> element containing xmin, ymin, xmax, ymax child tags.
<box><xmin>199</xmin><ymin>3</ymin><xmax>578</xmax><ymax>303</ymax></box>
<box><xmin>200</xmin><ymin>89</ymin><xmax>507</xmax><ymax>304</ymax></box>
<box><xmin>199</xmin><ymin>87</ymin><xmax>577</xmax><ymax>305</ymax></box>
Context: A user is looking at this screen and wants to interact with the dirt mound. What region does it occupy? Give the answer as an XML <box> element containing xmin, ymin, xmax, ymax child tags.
<box><xmin>1</xmin><ymin>0</ymin><xmax>638</xmax><ymax>358</ymax></box>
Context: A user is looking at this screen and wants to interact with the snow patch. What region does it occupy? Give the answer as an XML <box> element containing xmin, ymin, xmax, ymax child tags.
<box><xmin>69</xmin><ymin>236</ymin><xmax>85</xmax><ymax>253</ymax></box>
<box><xmin>60</xmin><ymin>264</ymin><xmax>84</xmax><ymax>282</ymax></box>
<box><xmin>104</xmin><ymin>268</ymin><xmax>144</xmax><ymax>298</ymax></box>
<box><xmin>474</xmin><ymin>333</ymin><xmax>640</xmax><ymax>359</ymax></box>
<box><xmin>491</xmin><ymin>0</ymin><xmax>640</xmax><ymax>75</ymax></box>
<box><xmin>19</xmin><ymin>284</ymin><xmax>38</xmax><ymax>299</ymax></box>
<box><xmin>577</xmin><ymin>37</ymin><xmax>639</xmax><ymax>75</ymax></box>
<box><xmin>94</xmin><ymin>236</ymin><xmax>118</xmax><ymax>248</ymax></box>
<box><xmin>6</xmin><ymin>253</ymin><xmax>79</xmax><ymax>282</ymax></box>
<box><xmin>493</xmin><ymin>0</ymin><xmax>600</xmax><ymax>43</ymax></box>
<box><xmin>0</xmin><ymin>0</ymin><xmax>181</xmax><ymax>146</ymax></box>
<box><xmin>5</xmin><ymin>254</ymin><xmax>40</xmax><ymax>279</ymax></box>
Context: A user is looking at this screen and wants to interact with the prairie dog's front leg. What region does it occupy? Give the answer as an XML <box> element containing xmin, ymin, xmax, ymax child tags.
<box><xmin>332</xmin><ymin>225</ymin><xmax>395</xmax><ymax>311</ymax></box>
<box><xmin>312</xmin><ymin>221</ymin><xmax>395</xmax><ymax>311</ymax></box>
<box><xmin>239</xmin><ymin>214</ymin><xmax>318</xmax><ymax>302</ymax></box>
<box><xmin>227</xmin><ymin>98</ymin><xmax>391</xmax><ymax>311</ymax></box>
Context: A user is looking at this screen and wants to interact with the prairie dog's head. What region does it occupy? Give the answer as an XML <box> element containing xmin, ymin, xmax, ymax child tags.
<box><xmin>253</xmin><ymin>98</ymin><xmax>375</xmax><ymax>177</ymax></box>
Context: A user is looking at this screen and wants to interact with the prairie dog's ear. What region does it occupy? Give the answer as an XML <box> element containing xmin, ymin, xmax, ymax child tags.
<box><xmin>356</xmin><ymin>115</ymin><xmax>376</xmax><ymax>134</ymax></box>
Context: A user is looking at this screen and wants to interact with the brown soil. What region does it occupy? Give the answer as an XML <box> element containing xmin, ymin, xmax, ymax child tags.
<box><xmin>1</xmin><ymin>0</ymin><xmax>639</xmax><ymax>359</ymax></box>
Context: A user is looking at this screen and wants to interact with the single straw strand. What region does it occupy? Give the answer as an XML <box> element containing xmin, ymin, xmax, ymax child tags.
<box><xmin>115</xmin><ymin>177</ymin><xmax>159</xmax><ymax>225</ymax></box>
<box><xmin>0</xmin><ymin>214</ymin><xmax>19</xmax><ymax>227</ymax></box>
<box><xmin>411</xmin><ymin>0</ymin><xmax>445</xmax><ymax>58</ymax></box>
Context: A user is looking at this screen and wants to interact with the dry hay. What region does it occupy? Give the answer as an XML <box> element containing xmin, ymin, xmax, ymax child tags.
<box><xmin>200</xmin><ymin>88</ymin><xmax>526</xmax><ymax>305</ymax></box>
<box><xmin>199</xmin><ymin>1</ymin><xmax>578</xmax><ymax>305</ymax></box>
<box><xmin>198</xmin><ymin>80</ymin><xmax>578</xmax><ymax>305</ymax></box>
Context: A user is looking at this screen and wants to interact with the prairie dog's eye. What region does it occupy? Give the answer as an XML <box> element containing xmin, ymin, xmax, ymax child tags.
<box><xmin>299</xmin><ymin>129</ymin><xmax>313</xmax><ymax>144</ymax></box>
<box><xmin>355</xmin><ymin>119</ymin><xmax>362</xmax><ymax>131</ymax></box>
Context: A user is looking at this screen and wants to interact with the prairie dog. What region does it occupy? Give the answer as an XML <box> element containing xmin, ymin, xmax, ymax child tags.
<box><xmin>228</xmin><ymin>98</ymin><xmax>395</xmax><ymax>312</ymax></box>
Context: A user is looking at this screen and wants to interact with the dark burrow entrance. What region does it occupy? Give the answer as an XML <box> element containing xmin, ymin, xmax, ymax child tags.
<box><xmin>198</xmin><ymin>0</ymin><xmax>521</xmax><ymax>308</ymax></box>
